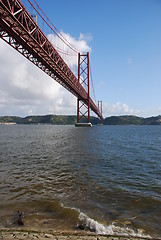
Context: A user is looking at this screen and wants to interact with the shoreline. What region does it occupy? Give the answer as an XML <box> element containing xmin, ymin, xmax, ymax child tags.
<box><xmin>0</xmin><ymin>228</ymin><xmax>158</xmax><ymax>240</ymax></box>
<box><xmin>0</xmin><ymin>114</ymin><xmax>161</xmax><ymax>125</ymax></box>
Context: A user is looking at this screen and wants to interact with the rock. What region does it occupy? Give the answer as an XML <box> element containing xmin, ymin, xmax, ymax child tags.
<box><xmin>17</xmin><ymin>211</ymin><xmax>24</xmax><ymax>226</ymax></box>
<box><xmin>124</xmin><ymin>220</ymin><xmax>131</xmax><ymax>225</ymax></box>
<box><xmin>45</xmin><ymin>234</ymin><xmax>51</xmax><ymax>238</ymax></box>
<box><xmin>76</xmin><ymin>224</ymin><xmax>86</xmax><ymax>230</ymax></box>
<box><xmin>75</xmin><ymin>223</ymin><xmax>96</xmax><ymax>232</ymax></box>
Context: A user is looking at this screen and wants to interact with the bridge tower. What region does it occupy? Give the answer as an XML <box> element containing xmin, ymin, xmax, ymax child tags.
<box><xmin>75</xmin><ymin>52</ymin><xmax>92</xmax><ymax>127</ymax></box>
<box><xmin>98</xmin><ymin>100</ymin><xmax>103</xmax><ymax>125</ymax></box>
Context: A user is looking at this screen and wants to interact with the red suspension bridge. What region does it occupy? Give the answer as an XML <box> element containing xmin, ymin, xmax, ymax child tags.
<box><xmin>0</xmin><ymin>0</ymin><xmax>103</xmax><ymax>126</ymax></box>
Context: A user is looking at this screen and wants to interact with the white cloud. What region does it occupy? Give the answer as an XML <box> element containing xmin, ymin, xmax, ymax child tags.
<box><xmin>102</xmin><ymin>102</ymin><xmax>161</xmax><ymax>118</ymax></box>
<box><xmin>1</xmin><ymin>34</ymin><xmax>158</xmax><ymax>119</ymax></box>
<box><xmin>47</xmin><ymin>32</ymin><xmax>91</xmax><ymax>70</ymax></box>
<box><xmin>79</xmin><ymin>33</ymin><xmax>93</xmax><ymax>42</ymax></box>
<box><xmin>0</xmin><ymin>37</ymin><xmax>83</xmax><ymax>117</ymax></box>
<box><xmin>102</xmin><ymin>102</ymin><xmax>144</xmax><ymax>117</ymax></box>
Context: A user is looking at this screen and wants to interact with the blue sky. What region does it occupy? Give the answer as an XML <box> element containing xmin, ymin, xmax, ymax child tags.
<box><xmin>0</xmin><ymin>0</ymin><xmax>161</xmax><ymax>117</ymax></box>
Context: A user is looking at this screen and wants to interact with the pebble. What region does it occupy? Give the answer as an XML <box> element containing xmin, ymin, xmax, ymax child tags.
<box><xmin>0</xmin><ymin>230</ymin><xmax>151</xmax><ymax>240</ymax></box>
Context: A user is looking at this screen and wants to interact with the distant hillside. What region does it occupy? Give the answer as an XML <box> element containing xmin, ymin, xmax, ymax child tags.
<box><xmin>0</xmin><ymin>115</ymin><xmax>77</xmax><ymax>125</ymax></box>
<box><xmin>103</xmin><ymin>115</ymin><xmax>143</xmax><ymax>125</ymax></box>
<box><xmin>104</xmin><ymin>115</ymin><xmax>161</xmax><ymax>125</ymax></box>
<box><xmin>0</xmin><ymin>115</ymin><xmax>161</xmax><ymax>125</ymax></box>
<box><xmin>0</xmin><ymin>115</ymin><xmax>98</xmax><ymax>125</ymax></box>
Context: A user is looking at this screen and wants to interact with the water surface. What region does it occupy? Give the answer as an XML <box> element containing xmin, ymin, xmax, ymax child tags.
<box><xmin>0</xmin><ymin>125</ymin><xmax>161</xmax><ymax>237</ymax></box>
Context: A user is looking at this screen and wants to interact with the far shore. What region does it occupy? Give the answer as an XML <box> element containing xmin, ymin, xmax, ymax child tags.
<box><xmin>0</xmin><ymin>122</ymin><xmax>16</xmax><ymax>125</ymax></box>
<box><xmin>0</xmin><ymin>114</ymin><xmax>161</xmax><ymax>125</ymax></box>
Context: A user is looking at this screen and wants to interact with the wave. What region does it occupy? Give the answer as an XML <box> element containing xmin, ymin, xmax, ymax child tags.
<box><xmin>78</xmin><ymin>212</ymin><xmax>151</xmax><ymax>238</ymax></box>
<box><xmin>60</xmin><ymin>203</ymin><xmax>152</xmax><ymax>238</ymax></box>
<box><xmin>0</xmin><ymin>199</ymin><xmax>152</xmax><ymax>238</ymax></box>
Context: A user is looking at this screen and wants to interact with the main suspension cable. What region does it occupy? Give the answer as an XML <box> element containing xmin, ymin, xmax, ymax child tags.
<box><xmin>28</xmin><ymin>0</ymin><xmax>79</xmax><ymax>54</ymax></box>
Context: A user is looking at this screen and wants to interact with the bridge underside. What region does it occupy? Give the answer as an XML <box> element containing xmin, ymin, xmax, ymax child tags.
<box><xmin>0</xmin><ymin>0</ymin><xmax>102</xmax><ymax>121</ymax></box>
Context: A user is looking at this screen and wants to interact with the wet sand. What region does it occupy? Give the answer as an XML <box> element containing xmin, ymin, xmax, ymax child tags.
<box><xmin>0</xmin><ymin>229</ymin><xmax>158</xmax><ymax>240</ymax></box>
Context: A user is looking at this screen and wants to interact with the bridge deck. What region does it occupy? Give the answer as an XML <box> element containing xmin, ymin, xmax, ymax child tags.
<box><xmin>0</xmin><ymin>0</ymin><xmax>102</xmax><ymax>118</ymax></box>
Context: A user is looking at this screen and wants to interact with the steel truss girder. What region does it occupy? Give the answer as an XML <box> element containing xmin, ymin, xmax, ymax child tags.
<box><xmin>0</xmin><ymin>0</ymin><xmax>102</xmax><ymax>118</ymax></box>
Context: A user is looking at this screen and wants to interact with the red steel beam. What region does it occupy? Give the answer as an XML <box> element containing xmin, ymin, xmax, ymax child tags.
<box><xmin>0</xmin><ymin>0</ymin><xmax>102</xmax><ymax>119</ymax></box>
<box><xmin>77</xmin><ymin>53</ymin><xmax>91</xmax><ymax>123</ymax></box>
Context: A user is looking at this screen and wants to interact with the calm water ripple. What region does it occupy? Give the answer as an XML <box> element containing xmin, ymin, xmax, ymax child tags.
<box><xmin>0</xmin><ymin>125</ymin><xmax>161</xmax><ymax>237</ymax></box>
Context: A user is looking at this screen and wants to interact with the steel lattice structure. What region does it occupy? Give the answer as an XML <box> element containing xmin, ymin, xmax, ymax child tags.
<box><xmin>77</xmin><ymin>53</ymin><xmax>91</xmax><ymax>124</ymax></box>
<box><xmin>0</xmin><ymin>0</ymin><xmax>103</xmax><ymax>120</ymax></box>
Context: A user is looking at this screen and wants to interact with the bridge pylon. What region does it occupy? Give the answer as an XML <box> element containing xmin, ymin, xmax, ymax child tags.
<box><xmin>98</xmin><ymin>100</ymin><xmax>103</xmax><ymax>125</ymax></box>
<box><xmin>75</xmin><ymin>52</ymin><xmax>92</xmax><ymax>127</ymax></box>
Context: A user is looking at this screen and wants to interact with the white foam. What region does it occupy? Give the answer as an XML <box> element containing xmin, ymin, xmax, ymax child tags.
<box><xmin>79</xmin><ymin>212</ymin><xmax>151</xmax><ymax>238</ymax></box>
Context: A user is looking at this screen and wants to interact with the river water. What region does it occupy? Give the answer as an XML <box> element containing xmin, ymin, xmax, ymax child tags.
<box><xmin>0</xmin><ymin>124</ymin><xmax>161</xmax><ymax>238</ymax></box>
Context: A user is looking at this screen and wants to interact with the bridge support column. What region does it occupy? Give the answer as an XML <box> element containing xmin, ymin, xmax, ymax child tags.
<box><xmin>75</xmin><ymin>52</ymin><xmax>92</xmax><ymax>127</ymax></box>
<box><xmin>98</xmin><ymin>100</ymin><xmax>103</xmax><ymax>125</ymax></box>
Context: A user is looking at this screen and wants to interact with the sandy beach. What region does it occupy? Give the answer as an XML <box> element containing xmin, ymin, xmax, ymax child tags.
<box><xmin>0</xmin><ymin>229</ymin><xmax>158</xmax><ymax>240</ymax></box>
